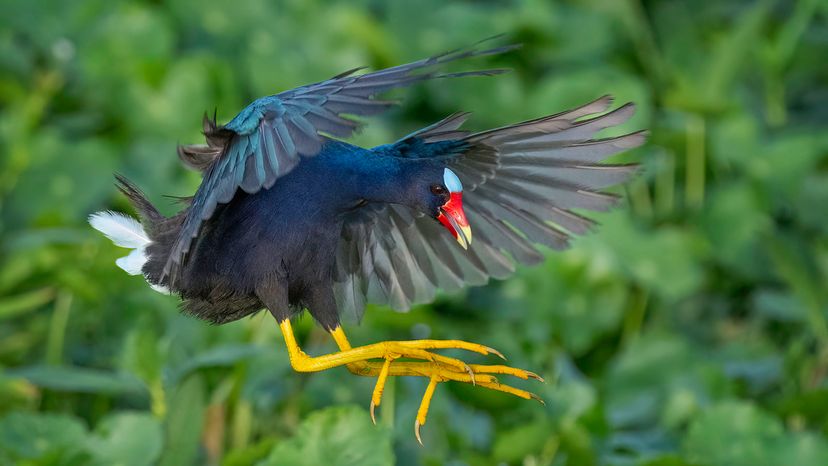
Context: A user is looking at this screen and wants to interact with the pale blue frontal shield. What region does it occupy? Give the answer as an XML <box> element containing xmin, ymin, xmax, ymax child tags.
<box><xmin>443</xmin><ymin>168</ymin><xmax>463</xmax><ymax>193</ymax></box>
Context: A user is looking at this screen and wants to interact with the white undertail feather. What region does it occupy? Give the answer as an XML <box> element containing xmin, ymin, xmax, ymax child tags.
<box><xmin>89</xmin><ymin>211</ymin><xmax>148</xmax><ymax>249</ymax></box>
<box><xmin>88</xmin><ymin>211</ymin><xmax>169</xmax><ymax>294</ymax></box>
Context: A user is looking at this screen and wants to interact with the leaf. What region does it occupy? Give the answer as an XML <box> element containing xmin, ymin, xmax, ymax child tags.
<box><xmin>0</xmin><ymin>287</ymin><xmax>55</xmax><ymax>320</ymax></box>
<box><xmin>492</xmin><ymin>419</ymin><xmax>554</xmax><ymax>463</ymax></box>
<box><xmin>685</xmin><ymin>401</ymin><xmax>782</xmax><ymax>466</ymax></box>
<box><xmin>157</xmin><ymin>374</ymin><xmax>206</xmax><ymax>466</ymax></box>
<box><xmin>0</xmin><ymin>373</ymin><xmax>38</xmax><ymax>411</ymax></box>
<box><xmin>684</xmin><ymin>401</ymin><xmax>828</xmax><ymax>466</ymax></box>
<box><xmin>9</xmin><ymin>365</ymin><xmax>147</xmax><ymax>397</ymax></box>
<box><xmin>700</xmin><ymin>183</ymin><xmax>771</xmax><ymax>275</ymax></box>
<box><xmin>222</xmin><ymin>438</ymin><xmax>278</xmax><ymax>466</ymax></box>
<box><xmin>774</xmin><ymin>433</ymin><xmax>828</xmax><ymax>466</ymax></box>
<box><xmin>701</xmin><ymin>0</ymin><xmax>771</xmax><ymax>104</ymax></box>
<box><xmin>512</xmin><ymin>253</ymin><xmax>630</xmax><ymax>356</ymax></box>
<box><xmin>87</xmin><ymin>412</ymin><xmax>163</xmax><ymax>466</ymax></box>
<box><xmin>580</xmin><ymin>212</ymin><xmax>707</xmax><ymax>302</ymax></box>
<box><xmin>640</xmin><ymin>455</ymin><xmax>695</xmax><ymax>466</ymax></box>
<box><xmin>120</xmin><ymin>326</ymin><xmax>166</xmax><ymax>416</ymax></box>
<box><xmin>604</xmin><ymin>332</ymin><xmax>726</xmax><ymax>429</ymax></box>
<box><xmin>257</xmin><ymin>405</ymin><xmax>393</xmax><ymax>466</ymax></box>
<box><xmin>168</xmin><ymin>344</ymin><xmax>267</xmax><ymax>385</ymax></box>
<box><xmin>0</xmin><ymin>411</ymin><xmax>89</xmax><ymax>463</ymax></box>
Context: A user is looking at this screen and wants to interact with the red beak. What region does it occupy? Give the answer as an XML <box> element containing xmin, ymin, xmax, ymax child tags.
<box><xmin>436</xmin><ymin>192</ymin><xmax>472</xmax><ymax>249</ymax></box>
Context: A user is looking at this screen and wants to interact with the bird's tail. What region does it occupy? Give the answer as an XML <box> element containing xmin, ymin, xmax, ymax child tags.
<box><xmin>88</xmin><ymin>175</ymin><xmax>170</xmax><ymax>293</ymax></box>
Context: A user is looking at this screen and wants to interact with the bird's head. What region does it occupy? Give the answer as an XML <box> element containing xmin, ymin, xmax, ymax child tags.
<box><xmin>360</xmin><ymin>161</ymin><xmax>472</xmax><ymax>249</ymax></box>
<box><xmin>425</xmin><ymin>168</ymin><xmax>472</xmax><ymax>250</ymax></box>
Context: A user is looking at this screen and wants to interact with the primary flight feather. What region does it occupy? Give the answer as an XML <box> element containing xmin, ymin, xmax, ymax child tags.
<box><xmin>90</xmin><ymin>39</ymin><xmax>645</xmax><ymax>442</ymax></box>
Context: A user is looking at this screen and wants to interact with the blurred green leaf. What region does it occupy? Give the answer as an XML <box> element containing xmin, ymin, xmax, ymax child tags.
<box><xmin>701</xmin><ymin>0</ymin><xmax>770</xmax><ymax>105</ymax></box>
<box><xmin>258</xmin><ymin>405</ymin><xmax>393</xmax><ymax>466</ymax></box>
<box><xmin>684</xmin><ymin>401</ymin><xmax>828</xmax><ymax>466</ymax></box>
<box><xmin>700</xmin><ymin>182</ymin><xmax>770</xmax><ymax>274</ymax></box>
<box><xmin>121</xmin><ymin>325</ymin><xmax>165</xmax><ymax>416</ymax></box>
<box><xmin>158</xmin><ymin>375</ymin><xmax>206</xmax><ymax>466</ymax></box>
<box><xmin>169</xmin><ymin>343</ymin><xmax>267</xmax><ymax>384</ymax></box>
<box><xmin>605</xmin><ymin>333</ymin><xmax>726</xmax><ymax>428</ymax></box>
<box><xmin>222</xmin><ymin>438</ymin><xmax>277</xmax><ymax>466</ymax></box>
<box><xmin>87</xmin><ymin>412</ymin><xmax>163</xmax><ymax>466</ymax></box>
<box><xmin>0</xmin><ymin>411</ymin><xmax>89</xmax><ymax>464</ymax></box>
<box><xmin>492</xmin><ymin>419</ymin><xmax>554</xmax><ymax>463</ymax></box>
<box><xmin>0</xmin><ymin>372</ymin><xmax>38</xmax><ymax>411</ymax></box>
<box><xmin>9</xmin><ymin>365</ymin><xmax>147</xmax><ymax>397</ymax></box>
<box><xmin>0</xmin><ymin>287</ymin><xmax>54</xmax><ymax>320</ymax></box>
<box><xmin>584</xmin><ymin>213</ymin><xmax>707</xmax><ymax>302</ymax></box>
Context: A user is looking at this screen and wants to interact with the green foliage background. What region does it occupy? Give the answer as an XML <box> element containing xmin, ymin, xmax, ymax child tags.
<box><xmin>1</xmin><ymin>0</ymin><xmax>827</xmax><ymax>464</ymax></box>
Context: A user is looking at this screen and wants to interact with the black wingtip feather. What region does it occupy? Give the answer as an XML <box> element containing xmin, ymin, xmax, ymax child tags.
<box><xmin>331</xmin><ymin>66</ymin><xmax>368</xmax><ymax>80</ymax></box>
<box><xmin>114</xmin><ymin>173</ymin><xmax>163</xmax><ymax>225</ymax></box>
<box><xmin>437</xmin><ymin>68</ymin><xmax>511</xmax><ymax>79</ymax></box>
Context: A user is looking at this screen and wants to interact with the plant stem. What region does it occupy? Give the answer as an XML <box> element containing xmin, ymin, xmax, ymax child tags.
<box><xmin>621</xmin><ymin>287</ymin><xmax>649</xmax><ymax>348</ymax></box>
<box><xmin>381</xmin><ymin>375</ymin><xmax>396</xmax><ymax>429</ymax></box>
<box><xmin>685</xmin><ymin>114</ymin><xmax>706</xmax><ymax>210</ymax></box>
<box><xmin>46</xmin><ymin>291</ymin><xmax>72</xmax><ymax>365</ymax></box>
<box><xmin>655</xmin><ymin>149</ymin><xmax>676</xmax><ymax>217</ymax></box>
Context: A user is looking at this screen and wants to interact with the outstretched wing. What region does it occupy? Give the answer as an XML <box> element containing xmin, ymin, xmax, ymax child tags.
<box><xmin>163</xmin><ymin>40</ymin><xmax>517</xmax><ymax>285</ymax></box>
<box><xmin>334</xmin><ymin>96</ymin><xmax>646</xmax><ymax>318</ymax></box>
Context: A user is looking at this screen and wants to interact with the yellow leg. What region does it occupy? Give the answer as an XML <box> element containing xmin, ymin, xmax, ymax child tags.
<box><xmin>317</xmin><ymin>323</ymin><xmax>544</xmax><ymax>441</ymax></box>
<box><xmin>278</xmin><ymin>320</ymin><xmax>475</xmax><ymax>374</ymax></box>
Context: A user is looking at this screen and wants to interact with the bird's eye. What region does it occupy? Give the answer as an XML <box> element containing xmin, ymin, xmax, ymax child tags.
<box><xmin>430</xmin><ymin>185</ymin><xmax>447</xmax><ymax>196</ymax></box>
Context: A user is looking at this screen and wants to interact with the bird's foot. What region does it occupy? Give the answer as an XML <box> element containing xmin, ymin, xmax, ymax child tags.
<box><xmin>342</xmin><ymin>342</ymin><xmax>544</xmax><ymax>445</ymax></box>
<box><xmin>277</xmin><ymin>321</ymin><xmax>543</xmax><ymax>444</ymax></box>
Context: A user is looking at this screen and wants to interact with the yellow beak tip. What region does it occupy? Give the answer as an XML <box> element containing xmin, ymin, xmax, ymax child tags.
<box><xmin>457</xmin><ymin>226</ymin><xmax>472</xmax><ymax>250</ymax></box>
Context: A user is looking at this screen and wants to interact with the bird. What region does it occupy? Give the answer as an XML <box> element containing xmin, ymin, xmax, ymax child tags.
<box><xmin>89</xmin><ymin>38</ymin><xmax>645</xmax><ymax>443</ymax></box>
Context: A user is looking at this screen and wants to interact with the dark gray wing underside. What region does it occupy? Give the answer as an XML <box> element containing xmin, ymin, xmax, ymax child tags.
<box><xmin>334</xmin><ymin>96</ymin><xmax>646</xmax><ymax>319</ymax></box>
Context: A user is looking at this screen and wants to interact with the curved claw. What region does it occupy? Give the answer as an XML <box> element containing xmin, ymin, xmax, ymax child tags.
<box><xmin>486</xmin><ymin>346</ymin><xmax>507</xmax><ymax>360</ymax></box>
<box><xmin>464</xmin><ymin>364</ymin><xmax>475</xmax><ymax>386</ymax></box>
<box><xmin>527</xmin><ymin>371</ymin><xmax>545</xmax><ymax>382</ymax></box>
<box><xmin>369</xmin><ymin>399</ymin><xmax>377</xmax><ymax>425</ymax></box>
<box><xmin>413</xmin><ymin>376</ymin><xmax>440</xmax><ymax>445</ymax></box>
<box><xmin>530</xmin><ymin>392</ymin><xmax>545</xmax><ymax>405</ymax></box>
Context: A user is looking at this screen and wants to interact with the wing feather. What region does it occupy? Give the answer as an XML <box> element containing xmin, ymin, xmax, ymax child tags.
<box><xmin>333</xmin><ymin>97</ymin><xmax>645</xmax><ymax>318</ymax></box>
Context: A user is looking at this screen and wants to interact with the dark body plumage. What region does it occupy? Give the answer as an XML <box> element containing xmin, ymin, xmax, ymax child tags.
<box><xmin>137</xmin><ymin>139</ymin><xmax>457</xmax><ymax>328</ymax></box>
